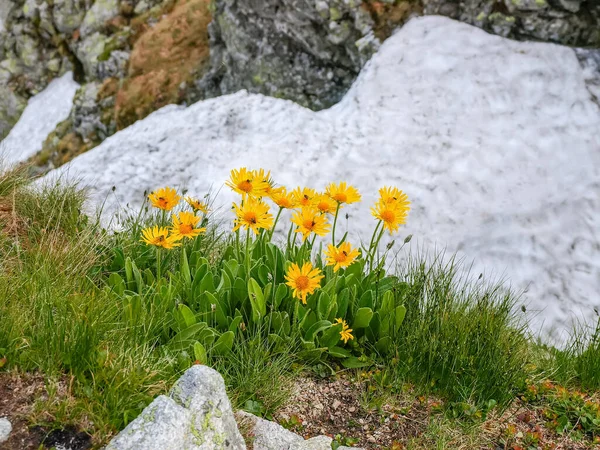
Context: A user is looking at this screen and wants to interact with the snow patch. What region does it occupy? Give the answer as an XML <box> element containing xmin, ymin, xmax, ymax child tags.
<box><xmin>46</xmin><ymin>17</ymin><xmax>600</xmax><ymax>341</ymax></box>
<box><xmin>1</xmin><ymin>72</ymin><xmax>79</xmax><ymax>166</ymax></box>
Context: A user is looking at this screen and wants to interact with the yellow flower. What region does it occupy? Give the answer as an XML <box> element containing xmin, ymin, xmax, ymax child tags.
<box><xmin>254</xmin><ymin>168</ymin><xmax>275</xmax><ymax>196</ymax></box>
<box><xmin>225</xmin><ymin>167</ymin><xmax>270</xmax><ymax>198</ymax></box>
<box><xmin>170</xmin><ymin>211</ymin><xmax>206</xmax><ymax>240</ymax></box>
<box><xmin>371</xmin><ymin>200</ymin><xmax>408</xmax><ymax>233</ymax></box>
<box><xmin>291</xmin><ymin>207</ymin><xmax>331</xmax><ymax>241</ymax></box>
<box><xmin>312</xmin><ymin>194</ymin><xmax>338</xmax><ymax>215</ymax></box>
<box><xmin>140</xmin><ymin>226</ymin><xmax>182</xmax><ymax>249</ymax></box>
<box><xmin>292</xmin><ymin>187</ymin><xmax>317</xmax><ymax>208</ymax></box>
<box><xmin>324</xmin><ymin>242</ymin><xmax>360</xmax><ymax>272</ymax></box>
<box><xmin>335</xmin><ymin>318</ymin><xmax>354</xmax><ymax>344</ymax></box>
<box><xmin>379</xmin><ymin>186</ymin><xmax>410</xmax><ymax>212</ymax></box>
<box><xmin>325</xmin><ymin>182</ymin><xmax>361</xmax><ymax>204</ymax></box>
<box><xmin>285</xmin><ymin>262</ymin><xmax>324</xmax><ymax>304</ymax></box>
<box><xmin>269</xmin><ymin>187</ymin><xmax>297</xmax><ymax>209</ymax></box>
<box><xmin>233</xmin><ymin>197</ymin><xmax>274</xmax><ymax>235</ymax></box>
<box><xmin>148</xmin><ymin>187</ymin><xmax>181</xmax><ymax>211</ymax></box>
<box><xmin>184</xmin><ymin>196</ymin><xmax>209</xmax><ymax>214</ymax></box>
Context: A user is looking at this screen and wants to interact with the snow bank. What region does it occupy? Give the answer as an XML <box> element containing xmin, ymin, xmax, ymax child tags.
<box><xmin>0</xmin><ymin>72</ymin><xmax>79</xmax><ymax>166</ymax></box>
<box><xmin>45</xmin><ymin>16</ymin><xmax>600</xmax><ymax>341</ymax></box>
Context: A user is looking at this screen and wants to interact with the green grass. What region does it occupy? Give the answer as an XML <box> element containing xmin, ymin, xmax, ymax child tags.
<box><xmin>1</xmin><ymin>167</ymin><xmax>599</xmax><ymax>448</ymax></box>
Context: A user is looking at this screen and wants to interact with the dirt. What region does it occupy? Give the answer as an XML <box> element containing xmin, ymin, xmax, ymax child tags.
<box><xmin>0</xmin><ymin>372</ymin><xmax>91</xmax><ymax>450</ymax></box>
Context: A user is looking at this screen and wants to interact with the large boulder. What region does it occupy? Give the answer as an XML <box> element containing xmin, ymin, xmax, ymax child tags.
<box><xmin>199</xmin><ymin>0</ymin><xmax>381</xmax><ymax>110</ymax></box>
<box><xmin>107</xmin><ymin>365</ymin><xmax>245</xmax><ymax>449</ymax></box>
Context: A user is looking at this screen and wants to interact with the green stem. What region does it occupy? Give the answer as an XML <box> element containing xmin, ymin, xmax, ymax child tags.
<box><xmin>367</xmin><ymin>221</ymin><xmax>382</xmax><ymax>271</ymax></box>
<box><xmin>156</xmin><ymin>247</ymin><xmax>162</xmax><ymax>281</ymax></box>
<box><xmin>269</xmin><ymin>207</ymin><xmax>283</xmax><ymax>242</ymax></box>
<box><xmin>369</xmin><ymin>226</ymin><xmax>386</xmax><ymax>273</ymax></box>
<box><xmin>331</xmin><ymin>203</ymin><xmax>341</xmax><ymax>246</ymax></box>
<box><xmin>245</xmin><ymin>228</ymin><xmax>251</xmax><ymax>280</ymax></box>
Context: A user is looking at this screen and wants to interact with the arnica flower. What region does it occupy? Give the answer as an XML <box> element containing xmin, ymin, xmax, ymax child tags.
<box><xmin>371</xmin><ymin>199</ymin><xmax>408</xmax><ymax>233</ymax></box>
<box><xmin>141</xmin><ymin>226</ymin><xmax>182</xmax><ymax>249</ymax></box>
<box><xmin>335</xmin><ymin>318</ymin><xmax>354</xmax><ymax>344</ymax></box>
<box><xmin>148</xmin><ymin>187</ymin><xmax>181</xmax><ymax>211</ymax></box>
<box><xmin>291</xmin><ymin>207</ymin><xmax>331</xmax><ymax>241</ymax></box>
<box><xmin>233</xmin><ymin>197</ymin><xmax>274</xmax><ymax>235</ymax></box>
<box><xmin>378</xmin><ymin>186</ymin><xmax>410</xmax><ymax>212</ymax></box>
<box><xmin>312</xmin><ymin>194</ymin><xmax>338</xmax><ymax>215</ymax></box>
<box><xmin>171</xmin><ymin>211</ymin><xmax>206</xmax><ymax>240</ymax></box>
<box><xmin>325</xmin><ymin>182</ymin><xmax>361</xmax><ymax>205</ymax></box>
<box><xmin>269</xmin><ymin>187</ymin><xmax>297</xmax><ymax>209</ymax></box>
<box><xmin>184</xmin><ymin>196</ymin><xmax>209</xmax><ymax>214</ymax></box>
<box><xmin>225</xmin><ymin>167</ymin><xmax>270</xmax><ymax>198</ymax></box>
<box><xmin>292</xmin><ymin>187</ymin><xmax>317</xmax><ymax>208</ymax></box>
<box><xmin>324</xmin><ymin>242</ymin><xmax>360</xmax><ymax>272</ymax></box>
<box><xmin>254</xmin><ymin>168</ymin><xmax>275</xmax><ymax>196</ymax></box>
<box><xmin>285</xmin><ymin>262</ymin><xmax>324</xmax><ymax>304</ymax></box>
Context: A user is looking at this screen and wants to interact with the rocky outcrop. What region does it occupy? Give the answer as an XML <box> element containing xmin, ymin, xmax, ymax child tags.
<box><xmin>1</xmin><ymin>0</ymin><xmax>599</xmax><ymax>164</ymax></box>
<box><xmin>422</xmin><ymin>0</ymin><xmax>600</xmax><ymax>46</ymax></box>
<box><xmin>106</xmin><ymin>366</ymin><xmax>356</xmax><ymax>450</ymax></box>
<box><xmin>199</xmin><ymin>0</ymin><xmax>382</xmax><ymax>110</ymax></box>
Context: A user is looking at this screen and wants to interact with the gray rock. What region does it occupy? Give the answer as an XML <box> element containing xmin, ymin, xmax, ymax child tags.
<box><xmin>292</xmin><ymin>435</ymin><xmax>332</xmax><ymax>450</ymax></box>
<box><xmin>0</xmin><ymin>85</ymin><xmax>26</xmax><ymax>139</ymax></box>
<box><xmin>80</xmin><ymin>0</ymin><xmax>120</xmax><ymax>38</ymax></box>
<box><xmin>70</xmin><ymin>81</ymin><xmax>106</xmax><ymax>141</ymax></box>
<box><xmin>169</xmin><ymin>365</ymin><xmax>245</xmax><ymax>449</ymax></box>
<box><xmin>105</xmin><ymin>395</ymin><xmax>195</xmax><ymax>450</ymax></box>
<box><xmin>52</xmin><ymin>0</ymin><xmax>89</xmax><ymax>35</ymax></box>
<box><xmin>236</xmin><ymin>411</ymin><xmax>337</xmax><ymax>450</ymax></box>
<box><xmin>236</xmin><ymin>411</ymin><xmax>303</xmax><ymax>450</ymax></box>
<box><xmin>198</xmin><ymin>0</ymin><xmax>381</xmax><ymax>110</ymax></box>
<box><xmin>0</xmin><ymin>417</ymin><xmax>11</xmax><ymax>443</ymax></box>
<box><xmin>422</xmin><ymin>0</ymin><xmax>600</xmax><ymax>47</ymax></box>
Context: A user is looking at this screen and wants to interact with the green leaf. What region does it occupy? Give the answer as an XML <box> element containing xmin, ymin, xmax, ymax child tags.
<box><xmin>228</xmin><ymin>315</ymin><xmax>243</xmax><ymax>334</ymax></box>
<box><xmin>336</xmin><ymin>288</ymin><xmax>349</xmax><ymax>319</ymax></box>
<box><xmin>394</xmin><ymin>305</ymin><xmax>406</xmax><ymax>333</ymax></box>
<box><xmin>353</xmin><ymin>307</ymin><xmax>374</xmax><ymax>329</ymax></box>
<box><xmin>107</xmin><ymin>273</ymin><xmax>125</xmax><ymax>296</ymax></box>
<box><xmin>341</xmin><ymin>356</ymin><xmax>372</xmax><ymax>369</ymax></box>
<box><xmin>304</xmin><ymin>320</ymin><xmax>331</xmax><ymax>342</ymax></box>
<box><xmin>248</xmin><ymin>277</ymin><xmax>266</xmax><ymax>322</ymax></box>
<box><xmin>193</xmin><ymin>342</ymin><xmax>207</xmax><ymax>364</ymax></box>
<box><xmin>328</xmin><ymin>346</ymin><xmax>351</xmax><ymax>358</ymax></box>
<box><xmin>298</xmin><ymin>348</ymin><xmax>326</xmax><ymax>363</ymax></box>
<box><xmin>125</xmin><ymin>257</ymin><xmax>134</xmax><ymax>288</ymax></box>
<box><xmin>177</xmin><ymin>304</ymin><xmax>197</xmax><ymax>329</ymax></box>
<box><xmin>317</xmin><ymin>291</ymin><xmax>332</xmax><ymax>320</ymax></box>
<box><xmin>216</xmin><ymin>269</ymin><xmax>232</xmax><ymax>293</ymax></box>
<box><xmin>319</xmin><ymin>323</ymin><xmax>342</xmax><ymax>348</ymax></box>
<box><xmin>257</xmin><ymin>264</ymin><xmax>270</xmax><ymax>286</ymax></box>
<box><xmin>181</xmin><ymin>248</ymin><xmax>192</xmax><ymax>286</ymax></box>
<box><xmin>359</xmin><ymin>290</ymin><xmax>373</xmax><ymax>309</ymax></box>
<box><xmin>274</xmin><ymin>284</ymin><xmax>287</xmax><ymax>309</ymax></box>
<box><xmin>212</xmin><ymin>331</ymin><xmax>234</xmax><ymax>356</ymax></box>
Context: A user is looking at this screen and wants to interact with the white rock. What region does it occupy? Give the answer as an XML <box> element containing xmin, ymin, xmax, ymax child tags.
<box><xmin>236</xmin><ymin>411</ymin><xmax>303</xmax><ymax>450</ymax></box>
<box><xmin>0</xmin><ymin>417</ymin><xmax>12</xmax><ymax>443</ymax></box>
<box><xmin>169</xmin><ymin>365</ymin><xmax>245</xmax><ymax>449</ymax></box>
<box><xmin>292</xmin><ymin>435</ymin><xmax>332</xmax><ymax>449</ymax></box>
<box><xmin>105</xmin><ymin>396</ymin><xmax>194</xmax><ymax>450</ymax></box>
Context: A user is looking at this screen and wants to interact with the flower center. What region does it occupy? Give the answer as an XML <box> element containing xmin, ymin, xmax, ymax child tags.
<box><xmin>238</xmin><ymin>180</ymin><xmax>253</xmax><ymax>193</ymax></box>
<box><xmin>317</xmin><ymin>201</ymin><xmax>329</xmax><ymax>212</ymax></box>
<box><xmin>381</xmin><ymin>209</ymin><xmax>395</xmax><ymax>223</ymax></box>
<box><xmin>158</xmin><ymin>197</ymin><xmax>168</xmax><ymax>208</ymax></box>
<box><xmin>157</xmin><ymin>235</ymin><xmax>165</xmax><ymax>243</ymax></box>
<box><xmin>334</xmin><ymin>251</ymin><xmax>348</xmax><ymax>263</ymax></box>
<box><xmin>333</xmin><ymin>193</ymin><xmax>347</xmax><ymax>203</ymax></box>
<box><xmin>244</xmin><ymin>212</ymin><xmax>258</xmax><ymax>224</ymax></box>
<box><xmin>296</xmin><ymin>275</ymin><xmax>310</xmax><ymax>290</ymax></box>
<box><xmin>179</xmin><ymin>224</ymin><xmax>193</xmax><ymax>234</ymax></box>
<box><xmin>303</xmin><ymin>219</ymin><xmax>316</xmax><ymax>231</ymax></box>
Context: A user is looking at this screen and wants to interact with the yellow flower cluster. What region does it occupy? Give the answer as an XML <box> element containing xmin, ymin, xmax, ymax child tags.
<box><xmin>141</xmin><ymin>187</ymin><xmax>208</xmax><ymax>248</ymax></box>
<box><xmin>370</xmin><ymin>186</ymin><xmax>410</xmax><ymax>233</ymax></box>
